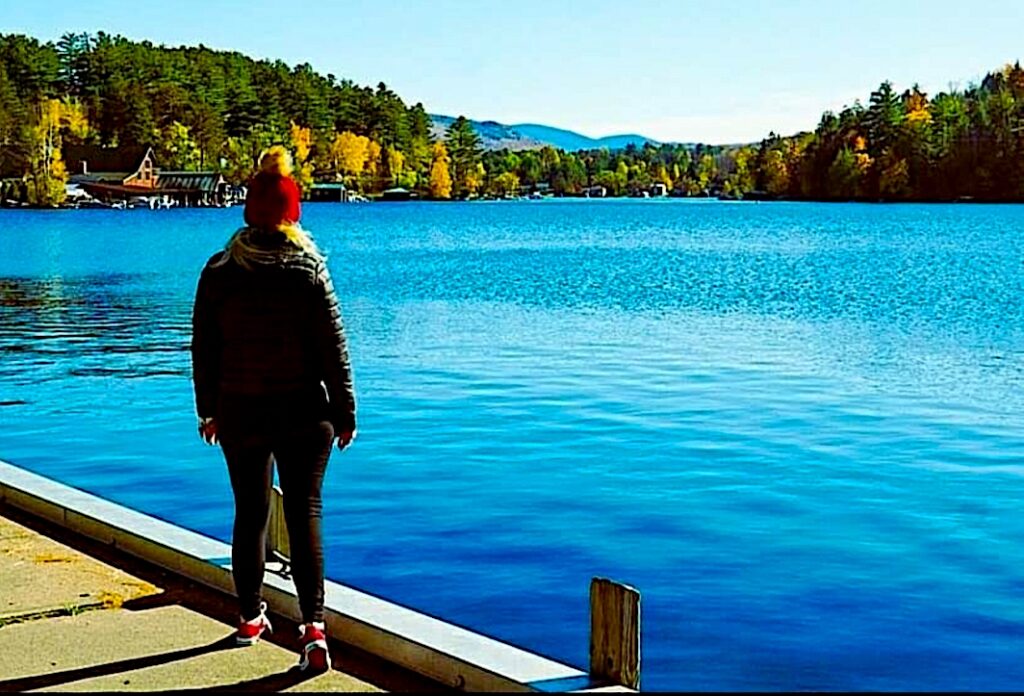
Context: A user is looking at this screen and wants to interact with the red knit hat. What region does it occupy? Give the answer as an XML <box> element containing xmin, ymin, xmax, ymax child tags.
<box><xmin>244</xmin><ymin>172</ymin><xmax>301</xmax><ymax>229</ymax></box>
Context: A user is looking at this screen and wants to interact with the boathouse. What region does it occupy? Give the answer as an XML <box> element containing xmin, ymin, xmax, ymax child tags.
<box><xmin>66</xmin><ymin>145</ymin><xmax>228</xmax><ymax>206</ymax></box>
<box><xmin>156</xmin><ymin>171</ymin><xmax>228</xmax><ymax>207</ymax></box>
<box><xmin>381</xmin><ymin>187</ymin><xmax>413</xmax><ymax>201</ymax></box>
<box><xmin>310</xmin><ymin>182</ymin><xmax>347</xmax><ymax>202</ymax></box>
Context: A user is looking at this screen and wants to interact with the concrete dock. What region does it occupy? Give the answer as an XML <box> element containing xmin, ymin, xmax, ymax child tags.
<box><xmin>0</xmin><ymin>504</ymin><xmax>435</xmax><ymax>692</ymax></box>
<box><xmin>0</xmin><ymin>459</ymin><xmax>633</xmax><ymax>693</ymax></box>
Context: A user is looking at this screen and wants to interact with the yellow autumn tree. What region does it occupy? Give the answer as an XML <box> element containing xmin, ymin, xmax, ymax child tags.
<box><xmin>763</xmin><ymin>149</ymin><xmax>789</xmax><ymax>196</ymax></box>
<box><xmin>724</xmin><ymin>146</ymin><xmax>755</xmax><ymax>195</ymax></box>
<box><xmin>614</xmin><ymin>161</ymin><xmax>630</xmax><ymax>195</ymax></box>
<box><xmin>429</xmin><ymin>142</ymin><xmax>452</xmax><ymax>199</ymax></box>
<box><xmin>386</xmin><ymin>146</ymin><xmax>404</xmax><ymax>186</ymax></box>
<box><xmin>60</xmin><ymin>97</ymin><xmax>90</xmax><ymax>144</ymax></box>
<box><xmin>852</xmin><ymin>135</ymin><xmax>873</xmax><ymax>178</ymax></box>
<box><xmin>855</xmin><ymin>152</ymin><xmax>873</xmax><ymax>176</ymax></box>
<box><xmin>905</xmin><ymin>88</ymin><xmax>932</xmax><ymax>125</ymax></box>
<box><xmin>464</xmin><ymin>162</ymin><xmax>485</xmax><ymax>196</ymax></box>
<box><xmin>158</xmin><ymin>121</ymin><xmax>201</xmax><ymax>170</ymax></box>
<box><xmin>365</xmin><ymin>140</ymin><xmax>382</xmax><ymax>190</ymax></box>
<box><xmin>491</xmin><ymin>171</ymin><xmax>520</xmax><ymax>197</ymax></box>
<box><xmin>652</xmin><ymin>163</ymin><xmax>673</xmax><ymax>190</ymax></box>
<box><xmin>331</xmin><ymin>131</ymin><xmax>370</xmax><ymax>182</ymax></box>
<box><xmin>26</xmin><ymin>99</ymin><xmax>68</xmax><ymax>207</ymax></box>
<box><xmin>696</xmin><ymin>153</ymin><xmax>717</xmax><ymax>192</ymax></box>
<box><xmin>289</xmin><ymin>123</ymin><xmax>314</xmax><ymax>195</ymax></box>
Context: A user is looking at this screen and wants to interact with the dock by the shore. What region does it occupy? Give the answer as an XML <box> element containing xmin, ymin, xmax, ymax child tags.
<box><xmin>0</xmin><ymin>460</ymin><xmax>637</xmax><ymax>693</ymax></box>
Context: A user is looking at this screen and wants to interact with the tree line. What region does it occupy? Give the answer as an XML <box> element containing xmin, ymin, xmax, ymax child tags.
<box><xmin>1</xmin><ymin>32</ymin><xmax>1022</xmax><ymax>206</ymax></box>
<box><xmin>0</xmin><ymin>32</ymin><xmax>438</xmax><ymax>205</ymax></box>
<box><xmin>477</xmin><ymin>65</ymin><xmax>1024</xmax><ymax>203</ymax></box>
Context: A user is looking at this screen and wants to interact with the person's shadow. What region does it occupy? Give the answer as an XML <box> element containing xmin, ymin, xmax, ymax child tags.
<box><xmin>0</xmin><ymin>635</ymin><xmax>321</xmax><ymax>693</ymax></box>
<box><xmin>159</xmin><ymin>665</ymin><xmax>321</xmax><ymax>693</ymax></box>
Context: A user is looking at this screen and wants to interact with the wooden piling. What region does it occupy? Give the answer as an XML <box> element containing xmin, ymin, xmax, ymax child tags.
<box><xmin>267</xmin><ymin>485</ymin><xmax>290</xmax><ymax>566</ymax></box>
<box><xmin>589</xmin><ymin>577</ymin><xmax>641</xmax><ymax>690</ymax></box>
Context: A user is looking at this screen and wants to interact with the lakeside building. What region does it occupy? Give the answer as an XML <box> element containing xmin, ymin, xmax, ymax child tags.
<box><xmin>381</xmin><ymin>187</ymin><xmax>414</xmax><ymax>201</ymax></box>
<box><xmin>65</xmin><ymin>146</ymin><xmax>231</xmax><ymax>207</ymax></box>
<box><xmin>518</xmin><ymin>182</ymin><xmax>552</xmax><ymax>197</ymax></box>
<box><xmin>310</xmin><ymin>182</ymin><xmax>369</xmax><ymax>203</ymax></box>
<box><xmin>310</xmin><ymin>182</ymin><xmax>351</xmax><ymax>202</ymax></box>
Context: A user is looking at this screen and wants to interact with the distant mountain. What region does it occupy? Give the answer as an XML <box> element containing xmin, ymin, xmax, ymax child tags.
<box><xmin>429</xmin><ymin>115</ymin><xmax>546</xmax><ymax>151</ymax></box>
<box><xmin>510</xmin><ymin>124</ymin><xmax>657</xmax><ymax>151</ymax></box>
<box><xmin>429</xmin><ymin>115</ymin><xmax>660</xmax><ymax>152</ymax></box>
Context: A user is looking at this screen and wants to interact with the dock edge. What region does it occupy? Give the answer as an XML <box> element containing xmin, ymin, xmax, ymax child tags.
<box><xmin>0</xmin><ymin>459</ymin><xmax>628</xmax><ymax>692</ymax></box>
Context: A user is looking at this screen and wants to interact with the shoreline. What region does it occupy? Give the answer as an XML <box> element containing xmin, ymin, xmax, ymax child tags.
<box><xmin>3</xmin><ymin>196</ymin><xmax>1023</xmax><ymax>211</ymax></box>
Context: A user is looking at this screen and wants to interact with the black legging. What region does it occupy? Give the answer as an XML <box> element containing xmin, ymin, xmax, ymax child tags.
<box><xmin>217</xmin><ymin>390</ymin><xmax>334</xmax><ymax>623</ymax></box>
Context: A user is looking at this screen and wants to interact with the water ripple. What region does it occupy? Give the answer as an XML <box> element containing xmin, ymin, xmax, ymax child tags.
<box><xmin>1</xmin><ymin>202</ymin><xmax>1024</xmax><ymax>690</ymax></box>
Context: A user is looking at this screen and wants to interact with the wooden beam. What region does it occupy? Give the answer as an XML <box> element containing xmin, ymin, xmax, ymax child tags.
<box><xmin>589</xmin><ymin>577</ymin><xmax>640</xmax><ymax>690</ymax></box>
<box><xmin>266</xmin><ymin>484</ymin><xmax>290</xmax><ymax>568</ymax></box>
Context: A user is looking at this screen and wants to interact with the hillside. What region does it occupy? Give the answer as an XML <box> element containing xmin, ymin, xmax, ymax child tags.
<box><xmin>510</xmin><ymin>123</ymin><xmax>658</xmax><ymax>151</ymax></box>
<box><xmin>429</xmin><ymin>115</ymin><xmax>659</xmax><ymax>151</ymax></box>
<box><xmin>428</xmin><ymin>115</ymin><xmax>545</xmax><ymax>151</ymax></box>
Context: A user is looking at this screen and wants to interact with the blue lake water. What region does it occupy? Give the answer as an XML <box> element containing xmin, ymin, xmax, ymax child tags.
<box><xmin>2</xmin><ymin>199</ymin><xmax>1024</xmax><ymax>690</ymax></box>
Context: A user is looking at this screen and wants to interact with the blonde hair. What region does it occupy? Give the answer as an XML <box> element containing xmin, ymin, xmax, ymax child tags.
<box><xmin>278</xmin><ymin>223</ymin><xmax>321</xmax><ymax>256</ymax></box>
<box><xmin>259</xmin><ymin>145</ymin><xmax>294</xmax><ymax>177</ymax></box>
<box><xmin>217</xmin><ymin>223</ymin><xmax>322</xmax><ymax>271</ymax></box>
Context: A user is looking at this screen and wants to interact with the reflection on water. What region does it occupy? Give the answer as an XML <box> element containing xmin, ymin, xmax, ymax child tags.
<box><xmin>1</xmin><ymin>202</ymin><xmax>1024</xmax><ymax>691</ymax></box>
<box><xmin>0</xmin><ymin>277</ymin><xmax>190</xmax><ymax>384</ymax></box>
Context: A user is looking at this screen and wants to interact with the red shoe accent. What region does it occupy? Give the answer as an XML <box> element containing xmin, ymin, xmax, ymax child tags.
<box><xmin>298</xmin><ymin>623</ymin><xmax>330</xmax><ymax>671</ymax></box>
<box><xmin>236</xmin><ymin>602</ymin><xmax>272</xmax><ymax>646</ymax></box>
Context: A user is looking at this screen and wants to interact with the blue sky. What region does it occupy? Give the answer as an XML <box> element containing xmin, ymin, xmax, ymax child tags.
<box><xmin>4</xmin><ymin>0</ymin><xmax>1024</xmax><ymax>143</ymax></box>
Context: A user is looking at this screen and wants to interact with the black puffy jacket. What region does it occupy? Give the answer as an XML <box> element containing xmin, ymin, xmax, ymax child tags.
<box><xmin>190</xmin><ymin>230</ymin><xmax>356</xmax><ymax>433</ymax></box>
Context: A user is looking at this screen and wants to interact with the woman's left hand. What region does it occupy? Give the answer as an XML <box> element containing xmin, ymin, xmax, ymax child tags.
<box><xmin>199</xmin><ymin>418</ymin><xmax>219</xmax><ymax>445</ymax></box>
<box><xmin>337</xmin><ymin>429</ymin><xmax>356</xmax><ymax>451</ymax></box>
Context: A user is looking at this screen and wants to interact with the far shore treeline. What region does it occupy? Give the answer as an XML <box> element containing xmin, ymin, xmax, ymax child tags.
<box><xmin>1</xmin><ymin>32</ymin><xmax>1024</xmax><ymax>207</ymax></box>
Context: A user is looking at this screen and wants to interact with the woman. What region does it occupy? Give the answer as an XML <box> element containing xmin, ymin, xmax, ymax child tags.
<box><xmin>191</xmin><ymin>146</ymin><xmax>356</xmax><ymax>672</ymax></box>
